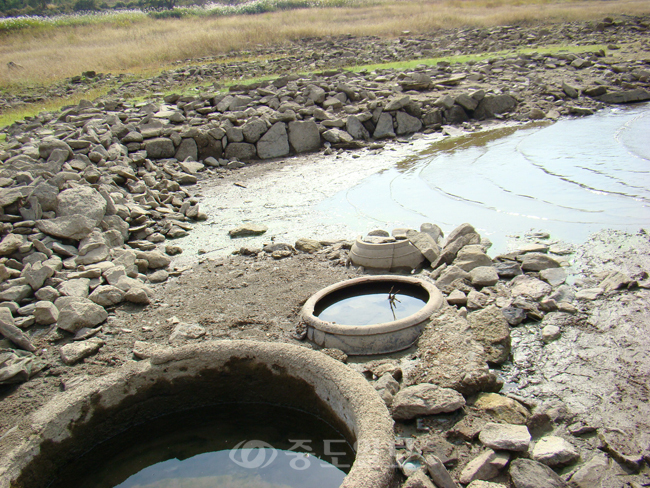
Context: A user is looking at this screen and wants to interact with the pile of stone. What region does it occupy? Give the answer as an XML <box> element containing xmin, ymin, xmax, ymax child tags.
<box><xmin>345</xmin><ymin>222</ymin><xmax>647</xmax><ymax>488</ymax></box>
<box><xmin>2</xmin><ymin>15</ymin><xmax>648</xmax><ymax>114</ymax></box>
<box><xmin>0</xmin><ymin>105</ymin><xmax>223</xmax><ymax>377</ymax></box>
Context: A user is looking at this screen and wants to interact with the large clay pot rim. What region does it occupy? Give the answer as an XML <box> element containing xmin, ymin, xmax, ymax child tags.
<box><xmin>301</xmin><ymin>275</ymin><xmax>443</xmax><ymax>336</ymax></box>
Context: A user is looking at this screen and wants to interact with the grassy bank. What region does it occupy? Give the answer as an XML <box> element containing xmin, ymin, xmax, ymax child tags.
<box><xmin>1</xmin><ymin>0</ymin><xmax>649</xmax><ymax>90</ymax></box>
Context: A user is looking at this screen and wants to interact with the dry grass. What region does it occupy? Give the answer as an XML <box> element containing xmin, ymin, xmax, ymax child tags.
<box><xmin>1</xmin><ymin>0</ymin><xmax>649</xmax><ymax>89</ymax></box>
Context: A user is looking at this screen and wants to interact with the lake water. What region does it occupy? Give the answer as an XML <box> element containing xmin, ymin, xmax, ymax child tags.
<box><xmin>174</xmin><ymin>103</ymin><xmax>650</xmax><ymax>263</ymax></box>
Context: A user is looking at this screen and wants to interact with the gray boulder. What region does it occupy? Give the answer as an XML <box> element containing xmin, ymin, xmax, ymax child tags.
<box><xmin>175</xmin><ymin>138</ymin><xmax>198</xmax><ymax>161</ymax></box>
<box><xmin>59</xmin><ymin>338</ymin><xmax>104</xmax><ymax>366</ymax></box>
<box><xmin>144</xmin><ymin>137</ymin><xmax>175</xmax><ymax>159</ymax></box>
<box><xmin>373</xmin><ymin>112</ymin><xmax>396</xmax><ymax>139</ymax></box>
<box><xmin>346</xmin><ymin>116</ymin><xmax>370</xmax><ymax>140</ymax></box>
<box><xmin>243</xmin><ymin>119</ymin><xmax>268</xmax><ymax>143</ymax></box>
<box><xmin>36</xmin><ymin>215</ymin><xmax>96</xmax><ymax>241</ymax></box>
<box><xmin>597</xmin><ymin>89</ymin><xmax>650</xmax><ymax>104</ymax></box>
<box><xmin>516</xmin><ymin>252</ymin><xmax>561</xmax><ymax>271</ymax></box>
<box><xmin>257</xmin><ymin>122</ymin><xmax>290</xmax><ymax>159</ymax></box>
<box><xmin>474</xmin><ymin>95</ymin><xmax>517</xmax><ymax>120</ymax></box>
<box><xmin>391</xmin><ymin>383</ymin><xmax>466</xmax><ymax>420</ymax></box>
<box><xmin>479</xmin><ymin>422</ymin><xmax>531</xmax><ymax>452</ymax></box>
<box><xmin>225</xmin><ymin>142</ymin><xmax>256</xmax><ymax>161</ymax></box>
<box><xmin>509</xmin><ymin>458</ymin><xmax>568</xmax><ymax>488</ymax></box>
<box><xmin>55</xmin><ymin>296</ymin><xmax>108</xmax><ymax>333</ymax></box>
<box><xmin>288</xmin><ymin>120</ymin><xmax>321</xmax><ymax>153</ymax></box>
<box><xmin>39</xmin><ymin>139</ymin><xmax>72</xmax><ymax>160</ymax></box>
<box><xmin>454</xmin><ymin>245</ymin><xmax>493</xmax><ymax>272</ymax></box>
<box><xmin>470</xmin><ymin>266</ymin><xmax>499</xmax><ymax>287</ymax></box>
<box><xmin>34</xmin><ymin>300</ymin><xmax>59</xmax><ymax>325</ymax></box>
<box><xmin>0</xmin><ymin>234</ymin><xmax>23</xmax><ymax>256</ymax></box>
<box><xmin>88</xmin><ymin>285</ymin><xmax>125</xmax><ymax>307</ymax></box>
<box><xmin>56</xmin><ymin>186</ymin><xmax>106</xmax><ymax>225</ymax></box>
<box><xmin>467</xmin><ymin>305</ymin><xmax>511</xmax><ymax>364</ymax></box>
<box><xmin>407</xmin><ymin>230</ymin><xmax>440</xmax><ymax>264</ymax></box>
<box><xmin>396</xmin><ymin>111</ymin><xmax>423</xmax><ymax>135</ymax></box>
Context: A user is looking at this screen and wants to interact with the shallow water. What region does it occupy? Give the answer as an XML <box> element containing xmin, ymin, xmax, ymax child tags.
<box><xmin>175</xmin><ymin>104</ymin><xmax>650</xmax><ymax>263</ymax></box>
<box><xmin>316</xmin><ymin>284</ymin><xmax>427</xmax><ymax>325</ymax></box>
<box><xmin>47</xmin><ymin>404</ymin><xmax>352</xmax><ymax>488</ymax></box>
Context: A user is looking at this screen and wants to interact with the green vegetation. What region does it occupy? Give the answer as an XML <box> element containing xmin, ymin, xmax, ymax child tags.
<box><xmin>349</xmin><ymin>44</ymin><xmax>607</xmax><ymax>72</ymax></box>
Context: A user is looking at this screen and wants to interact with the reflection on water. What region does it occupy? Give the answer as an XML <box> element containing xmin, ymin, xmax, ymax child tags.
<box><xmin>47</xmin><ymin>404</ymin><xmax>352</xmax><ymax>488</ymax></box>
<box><xmin>173</xmin><ymin>104</ymin><xmax>650</xmax><ymax>262</ymax></box>
<box><xmin>315</xmin><ymin>282</ymin><xmax>428</xmax><ymax>325</ymax></box>
<box><xmin>317</xmin><ymin>103</ymin><xmax>650</xmax><ymax>251</ymax></box>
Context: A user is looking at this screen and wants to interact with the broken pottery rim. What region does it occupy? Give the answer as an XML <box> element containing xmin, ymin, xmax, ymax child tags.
<box><xmin>0</xmin><ymin>340</ymin><xmax>395</xmax><ymax>488</ymax></box>
<box><xmin>301</xmin><ymin>275</ymin><xmax>443</xmax><ymax>336</ymax></box>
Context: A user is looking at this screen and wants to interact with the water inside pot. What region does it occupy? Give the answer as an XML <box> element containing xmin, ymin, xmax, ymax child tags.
<box><xmin>314</xmin><ymin>282</ymin><xmax>428</xmax><ymax>325</ymax></box>
<box><xmin>48</xmin><ymin>403</ymin><xmax>354</xmax><ymax>488</ymax></box>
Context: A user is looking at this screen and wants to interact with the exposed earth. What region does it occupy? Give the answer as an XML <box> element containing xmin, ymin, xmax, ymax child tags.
<box><xmin>0</xmin><ymin>14</ymin><xmax>649</xmax><ymax>488</ymax></box>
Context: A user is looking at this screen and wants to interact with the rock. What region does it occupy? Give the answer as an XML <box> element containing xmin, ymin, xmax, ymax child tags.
<box><xmin>436</xmin><ymin>266</ymin><xmax>470</xmax><ymax>289</ymax></box>
<box><xmin>423</xmin><ymin>454</ymin><xmax>457</xmax><ymax>488</ymax></box>
<box><xmin>288</xmin><ymin>120</ymin><xmax>321</xmax><ymax>153</ymax></box>
<box><xmin>409</xmin><ymin>309</ymin><xmax>501</xmax><ymax>395</ymax></box>
<box><xmin>58</xmin><ymin>278</ymin><xmax>90</xmax><ymax>298</ymax></box>
<box><xmin>467</xmin><ymin>289</ymin><xmax>488</xmax><ymax>310</ymax></box>
<box><xmin>407</xmin><ymin>230</ymin><xmax>441</xmax><ymax>264</ymax></box>
<box><xmin>175</xmin><ymin>138</ymin><xmax>198</xmax><ymax>162</ymax></box>
<box><xmin>225</xmin><ymin>142</ymin><xmax>256</xmax><ymax>161</ymax></box>
<box><xmin>420</xmin><ymin>223</ymin><xmax>443</xmax><ymax>243</ymax></box>
<box><xmin>569</xmin><ymin>452</ymin><xmax>628</xmax><ymax>488</ymax></box>
<box><xmin>562</xmin><ymin>81</ymin><xmax>579</xmax><ymax>99</ymax></box>
<box><xmin>242</xmin><ymin>119</ymin><xmax>268</xmax><ymax>143</ymax></box>
<box><xmin>59</xmin><ymin>338</ymin><xmax>104</xmax><ymax>365</ymax></box>
<box><xmin>466</xmin><ymin>482</ymin><xmax>507</xmax><ymax>488</ymax></box>
<box><xmin>446</xmin><ymin>290</ymin><xmax>467</xmax><ymax>306</ymax></box>
<box><xmin>54</xmin><ymin>296</ymin><xmax>108</xmax><ymax>333</ymax></box>
<box><xmin>440</xmin><ymin>233</ymin><xmax>481</xmax><ymax>265</ymax></box>
<box><xmin>467</xmin><ymin>305</ymin><xmax>511</xmax><ymax>364</ymax></box>
<box><xmin>479</xmin><ymin>422</ymin><xmax>531</xmax><ymax>451</ymax></box>
<box><xmin>0</xmin><ymin>234</ymin><xmax>23</xmax><ymax>256</ymax></box>
<box><xmin>144</xmin><ymin>137</ymin><xmax>175</xmax><ymax>159</ymax></box>
<box><xmin>148</xmin><ymin>270</ymin><xmax>169</xmax><ymax>283</ymax></box>
<box><xmin>179</xmin><ymin>160</ymin><xmax>204</xmax><ymax>174</ymax></box>
<box><xmin>0</xmin><ymin>285</ymin><xmax>32</xmax><ymax>302</ymax></box>
<box><xmin>396</xmin><ymin>111</ymin><xmax>423</xmax><ymax>135</ymax></box>
<box><xmin>455</xmin><ymin>93</ymin><xmax>479</xmax><ymax>111</ymax></box>
<box><xmin>508</xmin><ymin>458</ymin><xmax>568</xmax><ymax>488</ymax></box>
<box><xmin>346</xmin><ymin>115</ymin><xmax>370</xmax><ymax>140</ymax></box>
<box><xmin>510</xmin><ymin>275</ymin><xmax>552</xmax><ymax>301</ymax></box>
<box><xmin>494</xmin><ymin>261</ymin><xmax>523</xmax><ymax>278</ymax></box>
<box><xmin>257</xmin><ymin>122</ymin><xmax>290</xmax><ymax>159</ymax></box>
<box><xmin>391</xmin><ymin>383</ymin><xmax>466</xmax><ymax>420</ymax></box>
<box><xmin>531</xmin><ymin>436</ymin><xmax>579</xmax><ymax>466</ymax></box>
<box><xmin>57</xmin><ymin>186</ymin><xmax>106</xmax><ymax>224</ymax></box>
<box><xmin>455</xmin><ymin>245</ymin><xmax>494</xmax><ymax>272</ymax></box>
<box><xmin>541</xmin><ymin>325</ymin><xmax>561</xmax><ymax>342</ymax></box>
<box><xmin>575</xmin><ymin>288</ymin><xmax>602</xmax><ymax>300</ymax></box>
<box><xmin>385</xmin><ymin>95</ymin><xmax>411</xmax><ymax>111</ymax></box>
<box><xmin>459</xmin><ymin>449</ymin><xmax>510</xmax><ymax>484</ymax></box>
<box><xmin>33</xmin><ymin>300</ymin><xmax>58</xmax><ymax>325</ymax></box>
<box><xmin>598</xmin><ymin>428</ymin><xmax>645</xmax><ymax>470</ymax></box>
<box><xmin>169</xmin><ymin>322</ymin><xmax>206</xmax><ymax>342</ymax></box>
<box><xmin>600</xmin><ymin>270</ymin><xmax>632</xmax><ymax>293</ymax></box>
<box><xmin>124</xmin><ymin>286</ymin><xmax>151</xmax><ymax>304</ymax></box>
<box><xmin>295</xmin><ymin>238</ymin><xmax>322</xmax><ymax>253</ymax></box>
<box><xmin>373</xmin><ymin>112</ymin><xmax>396</xmax><ymax>139</ymax></box>
<box><xmin>474</xmin><ymin>393</ymin><xmax>529</xmax><ymax>424</ymax></box>
<box><xmin>517</xmin><ymin>253</ymin><xmax>561</xmax><ymax>271</ymax></box>
<box><xmin>0</xmin><ymin>308</ymin><xmax>36</xmax><ymax>352</ymax></box>
<box><xmin>88</xmin><ymin>285</ymin><xmax>125</xmax><ymax>307</ymax></box>
<box><xmin>228</xmin><ymin>224</ymin><xmax>268</xmax><ymax>237</ymax></box>
<box><xmin>133</xmin><ymin>340</ymin><xmax>166</xmax><ymax>359</ymax></box>
<box><xmin>470</xmin><ymin>266</ymin><xmax>499</xmax><ymax>287</ymax></box>
<box><xmin>474</xmin><ymin>95</ymin><xmax>517</xmax><ymax>120</ymax></box>
<box><xmin>36</xmin><ymin>215</ymin><xmax>96</xmax><ymax>241</ymax></box>
<box><xmin>597</xmin><ymin>89</ymin><xmax>650</xmax><ymax>104</ymax></box>
<box><xmin>375</xmin><ymin>373</ymin><xmax>400</xmax><ymax>395</ymax></box>
<box><xmin>137</xmin><ymin>250</ymin><xmax>171</xmax><ymax>269</ymax></box>
<box><xmin>403</xmin><ymin>470</ymin><xmax>435</xmax><ymax>488</ymax></box>
<box><xmin>539</xmin><ymin>267</ymin><xmax>566</xmax><ymax>286</ymax></box>
<box><xmin>39</xmin><ymin>139</ymin><xmax>72</xmax><ymax>160</ymax></box>
<box><xmin>21</xmin><ymin>261</ymin><xmax>53</xmax><ymax>290</ymax></box>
